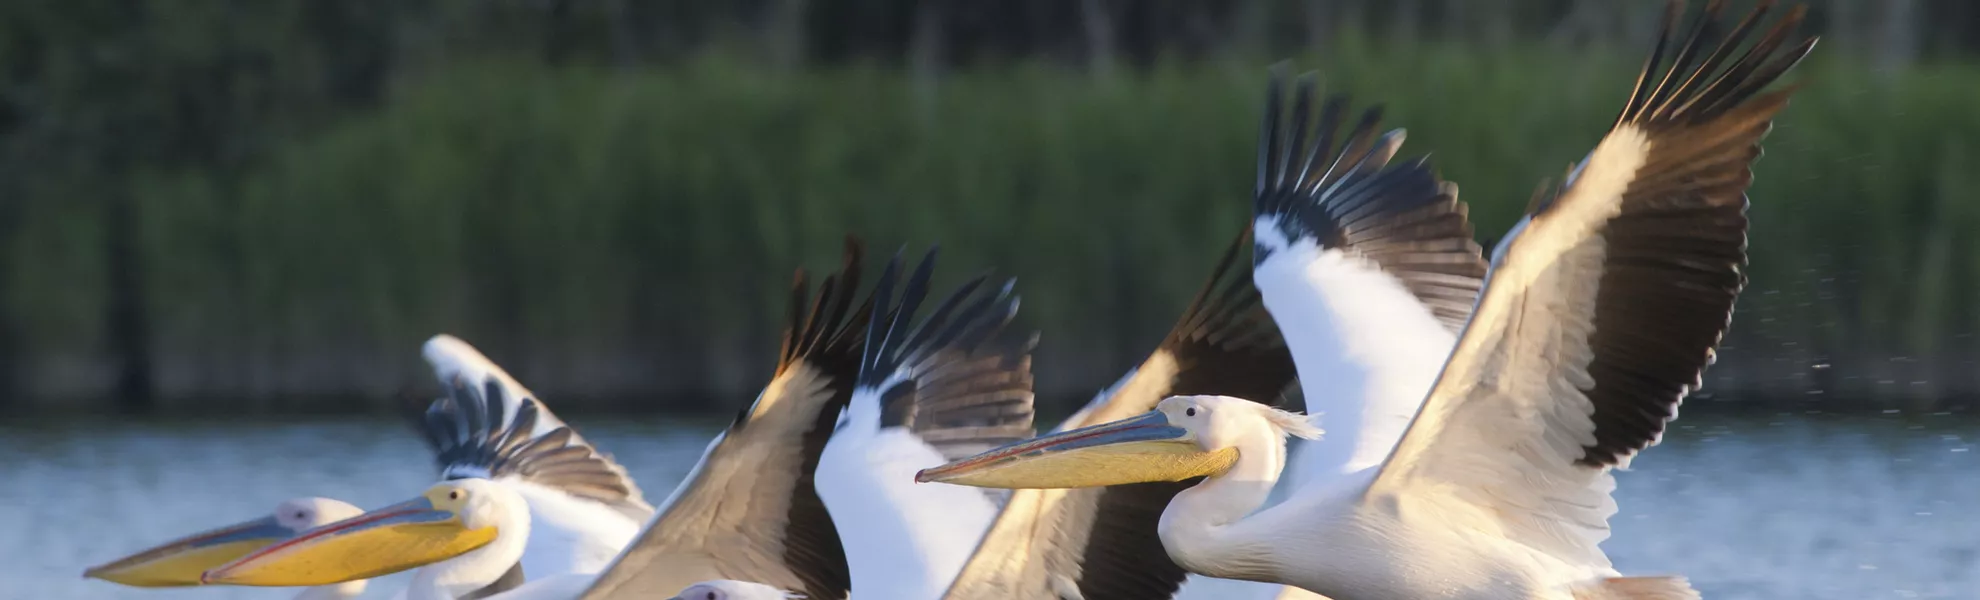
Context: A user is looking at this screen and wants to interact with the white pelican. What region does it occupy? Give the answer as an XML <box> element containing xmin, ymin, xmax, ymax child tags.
<box><xmin>85</xmin><ymin>336</ymin><xmax>647</xmax><ymax>599</ymax></box>
<box><xmin>942</xmin><ymin>45</ymin><xmax>1491</xmax><ymax>600</ymax></box>
<box><xmin>201</xmin><ymin>242</ymin><xmax>894</xmax><ymax>600</ymax></box>
<box><xmin>416</xmin><ymin>334</ymin><xmax>652</xmax><ymax>579</ymax></box>
<box><xmin>83</xmin><ymin>497</ymin><xmax>369</xmax><ymax>599</ymax></box>
<box><xmin>814</xmin><ymin>247</ymin><xmax>1039</xmax><ymax>600</ymax></box>
<box><xmin>939</xmin><ymin>232</ymin><xmax>1304</xmax><ymax>600</ymax></box>
<box><xmin>202</xmin><ymin>380</ymin><xmax>625</xmax><ymax>598</ymax></box>
<box><xmin>922</xmin><ymin>1</ymin><xmax>1816</xmax><ymax>598</ymax></box>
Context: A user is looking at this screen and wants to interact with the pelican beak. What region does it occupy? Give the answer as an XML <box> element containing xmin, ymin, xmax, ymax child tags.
<box><xmin>83</xmin><ymin>515</ymin><xmax>294</xmax><ymax>587</ymax></box>
<box><xmin>200</xmin><ymin>493</ymin><xmax>496</xmax><ymax>586</ymax></box>
<box><xmin>917</xmin><ymin>410</ymin><xmax>1237</xmax><ymax>489</ymax></box>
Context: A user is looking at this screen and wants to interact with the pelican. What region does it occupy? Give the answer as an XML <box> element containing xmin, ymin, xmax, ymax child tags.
<box><xmin>576</xmin><ymin>243</ymin><xmax>1038</xmax><ymax>599</ymax></box>
<box><xmin>416</xmin><ymin>334</ymin><xmax>652</xmax><ymax>579</ymax></box>
<box><xmin>812</xmin><ymin>247</ymin><xmax>1038</xmax><ymax>600</ymax></box>
<box><xmin>201</xmin><ymin>380</ymin><xmax>629</xmax><ymax>598</ymax></box>
<box><xmin>201</xmin><ymin>240</ymin><xmax>881</xmax><ymax>599</ymax></box>
<box><xmin>200</xmin><ymin>241</ymin><xmax>1034</xmax><ymax>600</ymax></box>
<box><xmin>941</xmin><ymin>33</ymin><xmax>1490</xmax><ymax>600</ymax></box>
<box><xmin>940</xmin><ymin>232</ymin><xmax>1305</xmax><ymax>600</ymax></box>
<box><xmin>85</xmin><ymin>336</ymin><xmax>646</xmax><ymax>599</ymax></box>
<box><xmin>922</xmin><ymin>2</ymin><xmax>1815</xmax><ymax>598</ymax></box>
<box><xmin>83</xmin><ymin>497</ymin><xmax>369</xmax><ymax>599</ymax></box>
<box><xmin>650</xmin><ymin>246</ymin><xmax>1039</xmax><ymax>600</ymax></box>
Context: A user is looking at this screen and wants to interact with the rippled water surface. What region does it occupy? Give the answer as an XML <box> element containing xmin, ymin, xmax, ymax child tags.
<box><xmin>3</xmin><ymin>414</ymin><xmax>1976</xmax><ymax>599</ymax></box>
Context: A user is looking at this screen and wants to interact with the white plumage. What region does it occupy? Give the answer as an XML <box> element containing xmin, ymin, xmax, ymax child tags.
<box><xmin>819</xmin><ymin>249</ymin><xmax>1036</xmax><ymax>600</ymax></box>
<box><xmin>921</xmin><ymin>3</ymin><xmax>1816</xmax><ymax>598</ymax></box>
<box><xmin>419</xmin><ymin>336</ymin><xmax>647</xmax><ymax>581</ymax></box>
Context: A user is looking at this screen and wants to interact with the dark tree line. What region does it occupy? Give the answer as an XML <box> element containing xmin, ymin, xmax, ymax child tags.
<box><xmin>0</xmin><ymin>0</ymin><xmax>1969</xmax><ymax>412</ymax></box>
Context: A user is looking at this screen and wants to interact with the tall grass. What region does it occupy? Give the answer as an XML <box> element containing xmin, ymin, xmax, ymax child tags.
<box><xmin>20</xmin><ymin>40</ymin><xmax>1980</xmax><ymax>412</ymax></box>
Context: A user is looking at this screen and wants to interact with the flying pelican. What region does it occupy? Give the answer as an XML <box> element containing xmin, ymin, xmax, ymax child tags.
<box><xmin>84</xmin><ymin>336</ymin><xmax>646</xmax><ymax>599</ymax></box>
<box><xmin>200</xmin><ymin>379</ymin><xmax>644</xmax><ymax>598</ymax></box>
<box><xmin>940</xmin><ymin>231</ymin><xmax>1304</xmax><ymax>600</ymax></box>
<box><xmin>203</xmin><ymin>241</ymin><xmax>1034</xmax><ymax>600</ymax></box>
<box><xmin>83</xmin><ymin>497</ymin><xmax>369</xmax><ymax>599</ymax></box>
<box><xmin>921</xmin><ymin>2</ymin><xmax>1815</xmax><ymax>598</ymax></box>
<box><xmin>416</xmin><ymin>334</ymin><xmax>652</xmax><ymax>579</ymax></box>
<box><xmin>649</xmin><ymin>246</ymin><xmax>1040</xmax><ymax>600</ymax></box>
<box><xmin>582</xmin><ymin>242</ymin><xmax>1037</xmax><ymax>600</ymax></box>
<box><xmin>941</xmin><ymin>38</ymin><xmax>1490</xmax><ymax>600</ymax></box>
<box><xmin>812</xmin><ymin>247</ymin><xmax>1038</xmax><ymax>600</ymax></box>
<box><xmin>200</xmin><ymin>240</ymin><xmax>880</xmax><ymax>599</ymax></box>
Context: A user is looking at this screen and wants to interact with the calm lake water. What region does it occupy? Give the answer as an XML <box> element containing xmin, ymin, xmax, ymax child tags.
<box><xmin>3</xmin><ymin>413</ymin><xmax>1977</xmax><ymax>599</ymax></box>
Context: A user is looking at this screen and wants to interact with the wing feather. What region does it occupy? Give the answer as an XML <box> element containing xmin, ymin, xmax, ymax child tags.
<box><xmin>1367</xmin><ymin>0</ymin><xmax>1814</xmax><ymax>568</ymax></box>
<box><xmin>579</xmin><ymin>239</ymin><xmax>868</xmax><ymax>600</ymax></box>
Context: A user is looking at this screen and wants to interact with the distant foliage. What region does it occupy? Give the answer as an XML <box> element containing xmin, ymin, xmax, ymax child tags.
<box><xmin>5</xmin><ymin>0</ymin><xmax>1980</xmax><ymax>411</ymax></box>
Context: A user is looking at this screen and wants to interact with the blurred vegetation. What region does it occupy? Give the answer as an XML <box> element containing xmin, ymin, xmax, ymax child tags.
<box><xmin>2</xmin><ymin>0</ymin><xmax>1977</xmax><ymax>413</ymax></box>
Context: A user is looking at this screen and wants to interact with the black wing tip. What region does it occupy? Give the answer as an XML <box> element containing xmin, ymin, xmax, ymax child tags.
<box><xmin>1254</xmin><ymin>67</ymin><xmax>1373</xmax><ymax>215</ymax></box>
<box><xmin>858</xmin><ymin>248</ymin><xmax>1021</xmax><ymax>390</ymax></box>
<box><xmin>775</xmin><ymin>236</ymin><xmax>872</xmax><ymax>375</ymax></box>
<box><xmin>1248</xmin><ymin>64</ymin><xmax>1488</xmax><ymax>331</ymax></box>
<box><xmin>1617</xmin><ymin>0</ymin><xmax>1817</xmax><ymax>129</ymax></box>
<box><xmin>858</xmin><ymin>248</ymin><xmax>1036</xmax><ymax>448</ymax></box>
<box><xmin>425</xmin><ymin>375</ymin><xmax>543</xmax><ymax>478</ymax></box>
<box><xmin>1165</xmin><ymin>226</ymin><xmax>1282</xmax><ymax>354</ymax></box>
<box><xmin>1251</xmin><ymin>63</ymin><xmax>1441</xmax><ymax>249</ymax></box>
<box><xmin>1145</xmin><ymin>226</ymin><xmax>1300</xmax><ymax>406</ymax></box>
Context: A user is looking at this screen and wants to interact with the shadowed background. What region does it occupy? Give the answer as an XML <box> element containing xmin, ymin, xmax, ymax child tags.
<box><xmin>0</xmin><ymin>0</ymin><xmax>1975</xmax><ymax>416</ymax></box>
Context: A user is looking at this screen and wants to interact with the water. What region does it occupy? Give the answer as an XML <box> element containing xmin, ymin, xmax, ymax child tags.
<box><xmin>3</xmin><ymin>414</ymin><xmax>1976</xmax><ymax>599</ymax></box>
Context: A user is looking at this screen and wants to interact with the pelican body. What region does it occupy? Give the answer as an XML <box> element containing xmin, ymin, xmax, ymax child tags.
<box><xmin>923</xmin><ymin>2</ymin><xmax>1816</xmax><ymax>598</ymax></box>
<box><xmin>815</xmin><ymin>247</ymin><xmax>1037</xmax><ymax>599</ymax></box>
<box><xmin>188</xmin><ymin>242</ymin><xmax>895</xmax><ymax>600</ymax></box>
<box><xmin>201</xmin><ymin>383</ymin><xmax>590</xmax><ymax>599</ymax></box>
<box><xmin>85</xmin><ymin>335</ymin><xmax>647</xmax><ymax>599</ymax></box>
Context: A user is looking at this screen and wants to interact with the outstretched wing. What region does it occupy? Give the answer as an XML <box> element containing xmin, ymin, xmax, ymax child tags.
<box><xmin>819</xmin><ymin>248</ymin><xmax>1036</xmax><ymax>600</ymax></box>
<box><xmin>415</xmin><ymin>334</ymin><xmax>652</xmax><ymax>521</ymax></box>
<box><xmin>1368</xmin><ymin>0</ymin><xmax>1815</xmax><ymax>568</ymax></box>
<box><xmin>421</xmin><ymin>377</ymin><xmax>644</xmax><ymax>578</ymax></box>
<box><xmin>580</xmin><ymin>239</ymin><xmax>868</xmax><ymax>600</ymax></box>
<box><xmin>1249</xmin><ymin>69</ymin><xmax>1487</xmax><ymax>494</ymax></box>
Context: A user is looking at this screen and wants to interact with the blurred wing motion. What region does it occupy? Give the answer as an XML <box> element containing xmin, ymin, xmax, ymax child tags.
<box><xmin>819</xmin><ymin>248</ymin><xmax>1037</xmax><ymax>600</ymax></box>
<box><xmin>577</xmin><ymin>240</ymin><xmax>869</xmax><ymax>600</ymax></box>
<box><xmin>944</xmin><ymin>230</ymin><xmax>1297</xmax><ymax>600</ymax></box>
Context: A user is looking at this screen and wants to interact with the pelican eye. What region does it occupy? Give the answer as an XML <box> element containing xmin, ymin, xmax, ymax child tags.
<box><xmin>448</xmin><ymin>490</ymin><xmax>463</xmax><ymax>501</ymax></box>
<box><xmin>1185</xmin><ymin>407</ymin><xmax>1197</xmax><ymax>417</ymax></box>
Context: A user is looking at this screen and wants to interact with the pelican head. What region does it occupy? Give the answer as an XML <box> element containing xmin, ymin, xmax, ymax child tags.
<box><xmin>201</xmin><ymin>479</ymin><xmax>517</xmax><ymax>587</ymax></box>
<box><xmin>672</xmin><ymin>580</ymin><xmax>809</xmax><ymax>600</ymax></box>
<box><xmin>83</xmin><ymin>497</ymin><xmax>364</xmax><ymax>587</ymax></box>
<box><xmin>918</xmin><ymin>395</ymin><xmax>1320</xmax><ymax>489</ymax></box>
